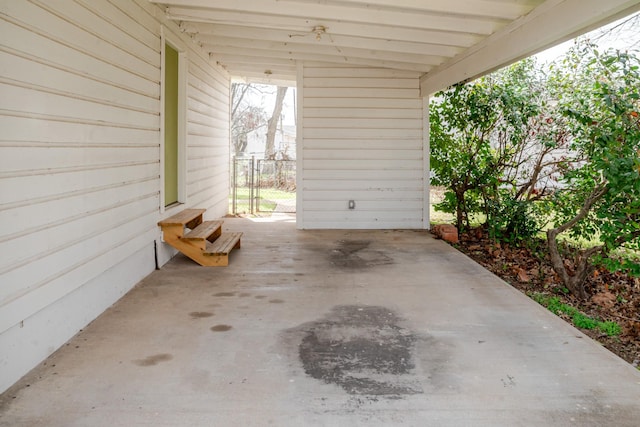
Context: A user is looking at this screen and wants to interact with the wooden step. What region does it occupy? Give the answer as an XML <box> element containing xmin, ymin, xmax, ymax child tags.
<box><xmin>204</xmin><ymin>232</ymin><xmax>242</xmax><ymax>255</ymax></box>
<box><xmin>158</xmin><ymin>209</ymin><xmax>205</xmax><ymax>229</ymax></box>
<box><xmin>183</xmin><ymin>220</ymin><xmax>223</xmax><ymax>243</ymax></box>
<box><xmin>203</xmin><ymin>232</ymin><xmax>242</xmax><ymax>266</ymax></box>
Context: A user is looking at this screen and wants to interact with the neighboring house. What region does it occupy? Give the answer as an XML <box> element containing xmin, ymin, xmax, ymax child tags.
<box><xmin>1</xmin><ymin>0</ymin><xmax>637</xmax><ymax>394</ymax></box>
<box><xmin>244</xmin><ymin>125</ymin><xmax>297</xmax><ymax>159</ymax></box>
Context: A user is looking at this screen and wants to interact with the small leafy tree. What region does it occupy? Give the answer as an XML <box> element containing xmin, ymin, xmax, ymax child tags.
<box><xmin>430</xmin><ymin>79</ymin><xmax>498</xmax><ymax>230</ymax></box>
<box><xmin>430</xmin><ymin>59</ymin><xmax>561</xmax><ymax>239</ymax></box>
<box><xmin>546</xmin><ymin>42</ymin><xmax>640</xmax><ymax>299</ymax></box>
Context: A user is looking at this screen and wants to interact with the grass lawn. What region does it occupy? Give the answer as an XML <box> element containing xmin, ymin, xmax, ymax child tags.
<box><xmin>230</xmin><ymin>187</ymin><xmax>295</xmax><ymax>213</ymax></box>
<box><xmin>233</xmin><ymin>187</ymin><xmax>295</xmax><ymax>201</ymax></box>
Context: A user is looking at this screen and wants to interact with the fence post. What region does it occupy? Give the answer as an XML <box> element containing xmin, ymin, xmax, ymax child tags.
<box><xmin>256</xmin><ymin>159</ymin><xmax>261</xmax><ymax>213</ymax></box>
<box><xmin>232</xmin><ymin>157</ymin><xmax>237</xmax><ymax>214</ymax></box>
<box><xmin>250</xmin><ymin>156</ymin><xmax>255</xmax><ymax>214</ymax></box>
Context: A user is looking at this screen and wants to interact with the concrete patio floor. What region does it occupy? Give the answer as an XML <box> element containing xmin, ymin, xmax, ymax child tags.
<box><xmin>1</xmin><ymin>215</ymin><xmax>639</xmax><ymax>426</ymax></box>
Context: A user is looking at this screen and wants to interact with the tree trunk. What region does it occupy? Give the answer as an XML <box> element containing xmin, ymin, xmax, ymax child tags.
<box><xmin>545</xmin><ymin>183</ymin><xmax>607</xmax><ymax>299</ymax></box>
<box><xmin>265</xmin><ymin>86</ymin><xmax>288</xmax><ymax>159</ymax></box>
<box><xmin>455</xmin><ymin>189</ymin><xmax>465</xmax><ymax>231</ymax></box>
<box><xmin>547</xmin><ymin>228</ymin><xmax>601</xmax><ymax>300</ymax></box>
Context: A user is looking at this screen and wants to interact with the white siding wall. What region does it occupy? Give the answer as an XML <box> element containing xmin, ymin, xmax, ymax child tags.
<box><xmin>0</xmin><ymin>0</ymin><xmax>230</xmax><ymax>393</ymax></box>
<box><xmin>185</xmin><ymin>54</ymin><xmax>230</xmax><ymax>214</ymax></box>
<box><xmin>300</xmin><ymin>64</ymin><xmax>426</xmax><ymax>229</ymax></box>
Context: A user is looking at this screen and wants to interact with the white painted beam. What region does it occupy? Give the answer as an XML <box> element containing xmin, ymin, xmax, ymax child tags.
<box><xmin>284</xmin><ymin>0</ymin><xmax>539</xmax><ymax>20</ymax></box>
<box><xmin>420</xmin><ymin>0</ymin><xmax>640</xmax><ymax>95</ymax></box>
<box><xmin>200</xmin><ymin>36</ymin><xmax>446</xmax><ymax>66</ymax></box>
<box><xmin>295</xmin><ymin>61</ymin><xmax>304</xmax><ymax>229</ymax></box>
<box><xmin>159</xmin><ymin>1</ymin><xmax>501</xmax><ymax>34</ymax></box>
<box><xmin>231</xmin><ymin>74</ymin><xmax>296</xmax><ymax>87</ymax></box>
<box><xmin>210</xmin><ymin>54</ymin><xmax>296</xmax><ymax>68</ymax></box>
<box><xmin>422</xmin><ymin>95</ymin><xmax>430</xmax><ymax>229</ymax></box>
<box><xmin>207</xmin><ymin>45</ymin><xmax>434</xmax><ymax>73</ymax></box>
<box><xmin>225</xmin><ymin>64</ymin><xmax>297</xmax><ymax>80</ymax></box>
<box><xmin>225</xmin><ymin>64</ymin><xmax>298</xmax><ymax>75</ymax></box>
<box><xmin>172</xmin><ymin>9</ymin><xmax>482</xmax><ymax>47</ymax></box>
<box><xmin>182</xmin><ymin>23</ymin><xmax>464</xmax><ymax>56</ymax></box>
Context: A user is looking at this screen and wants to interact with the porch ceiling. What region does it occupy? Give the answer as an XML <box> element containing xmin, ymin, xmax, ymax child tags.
<box><xmin>151</xmin><ymin>0</ymin><xmax>640</xmax><ymax>93</ymax></box>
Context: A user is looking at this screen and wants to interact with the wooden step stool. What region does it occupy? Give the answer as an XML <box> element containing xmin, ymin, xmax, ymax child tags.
<box><xmin>158</xmin><ymin>209</ymin><xmax>242</xmax><ymax>266</ymax></box>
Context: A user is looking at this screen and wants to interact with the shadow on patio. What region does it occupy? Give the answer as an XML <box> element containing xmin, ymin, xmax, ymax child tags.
<box><xmin>1</xmin><ymin>216</ymin><xmax>639</xmax><ymax>426</ymax></box>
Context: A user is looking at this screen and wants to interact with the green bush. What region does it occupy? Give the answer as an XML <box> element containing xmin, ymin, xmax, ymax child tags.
<box><xmin>545</xmin><ymin>43</ymin><xmax>640</xmax><ymax>298</ymax></box>
<box><xmin>487</xmin><ymin>197</ymin><xmax>541</xmax><ymax>244</ymax></box>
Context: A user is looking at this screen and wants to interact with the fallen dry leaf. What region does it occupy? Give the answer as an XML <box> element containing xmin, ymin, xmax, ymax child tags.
<box><xmin>450</xmin><ymin>230</ymin><xmax>640</xmax><ymax>365</ymax></box>
<box><xmin>517</xmin><ymin>268</ymin><xmax>531</xmax><ymax>283</ymax></box>
<box><xmin>591</xmin><ymin>291</ymin><xmax>616</xmax><ymax>308</ymax></box>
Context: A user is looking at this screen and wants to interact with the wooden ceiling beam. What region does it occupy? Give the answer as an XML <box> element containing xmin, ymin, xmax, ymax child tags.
<box><xmin>210</xmin><ymin>54</ymin><xmax>297</xmax><ymax>67</ymax></box>
<box><xmin>230</xmin><ymin>73</ymin><xmax>297</xmax><ymax>87</ymax></box>
<box><xmin>200</xmin><ymin>36</ymin><xmax>446</xmax><ymax>66</ymax></box>
<box><xmin>283</xmin><ymin>0</ymin><xmax>538</xmax><ymax>20</ymax></box>
<box><xmin>177</xmin><ymin>17</ymin><xmax>482</xmax><ymax>47</ymax></box>
<box><xmin>182</xmin><ymin>23</ymin><xmax>463</xmax><ymax>56</ymax></box>
<box><xmin>158</xmin><ymin>0</ymin><xmax>502</xmax><ymax>34</ymax></box>
<box><xmin>206</xmin><ymin>45</ymin><xmax>434</xmax><ymax>72</ymax></box>
<box><xmin>420</xmin><ymin>0</ymin><xmax>640</xmax><ymax>95</ymax></box>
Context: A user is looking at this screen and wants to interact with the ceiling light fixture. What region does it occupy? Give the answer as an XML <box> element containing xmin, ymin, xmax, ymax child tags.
<box><xmin>312</xmin><ymin>25</ymin><xmax>327</xmax><ymax>41</ymax></box>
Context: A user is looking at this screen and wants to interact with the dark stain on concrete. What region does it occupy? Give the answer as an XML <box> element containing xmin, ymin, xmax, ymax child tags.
<box><xmin>133</xmin><ymin>353</ymin><xmax>172</xmax><ymax>367</ymax></box>
<box><xmin>329</xmin><ymin>240</ymin><xmax>393</xmax><ymax>269</ymax></box>
<box><xmin>269</xmin><ymin>299</ymin><xmax>285</xmax><ymax>304</ymax></box>
<box><xmin>214</xmin><ymin>292</ymin><xmax>235</xmax><ymax>297</ymax></box>
<box><xmin>239</xmin><ymin>293</ymin><xmax>252</xmax><ymax>297</ymax></box>
<box><xmin>189</xmin><ymin>311</ymin><xmax>214</xmax><ymax>319</ymax></box>
<box><xmin>211</xmin><ymin>324</ymin><xmax>232</xmax><ymax>332</ymax></box>
<box><xmin>294</xmin><ymin>305</ymin><xmax>422</xmax><ymax>396</ymax></box>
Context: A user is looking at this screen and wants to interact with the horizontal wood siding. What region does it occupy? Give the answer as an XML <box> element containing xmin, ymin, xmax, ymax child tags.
<box><xmin>301</xmin><ymin>65</ymin><xmax>425</xmax><ymax>229</ymax></box>
<box><xmin>185</xmin><ymin>35</ymin><xmax>230</xmax><ymax>215</ymax></box>
<box><xmin>0</xmin><ymin>0</ymin><xmax>230</xmax><ymax>392</ymax></box>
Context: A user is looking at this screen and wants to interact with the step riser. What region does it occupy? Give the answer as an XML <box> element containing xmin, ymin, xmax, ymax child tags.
<box><xmin>183</xmin><ymin>221</ymin><xmax>223</xmax><ymax>243</ymax></box>
<box><xmin>207</xmin><ymin>229</ymin><xmax>222</xmax><ymax>242</ymax></box>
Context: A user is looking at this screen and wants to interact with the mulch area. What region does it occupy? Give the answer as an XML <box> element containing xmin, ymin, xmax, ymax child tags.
<box><xmin>447</xmin><ymin>228</ymin><xmax>640</xmax><ymax>368</ymax></box>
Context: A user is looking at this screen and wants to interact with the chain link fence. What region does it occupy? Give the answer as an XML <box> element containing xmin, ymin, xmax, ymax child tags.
<box><xmin>230</xmin><ymin>157</ymin><xmax>296</xmax><ymax>214</ymax></box>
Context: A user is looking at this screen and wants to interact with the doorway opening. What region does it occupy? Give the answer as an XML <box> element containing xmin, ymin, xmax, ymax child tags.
<box><xmin>229</xmin><ymin>83</ymin><xmax>296</xmax><ymax>216</ymax></box>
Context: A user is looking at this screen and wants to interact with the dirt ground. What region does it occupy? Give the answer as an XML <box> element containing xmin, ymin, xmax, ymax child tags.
<box><xmin>448</xmin><ymin>229</ymin><xmax>640</xmax><ymax>368</ymax></box>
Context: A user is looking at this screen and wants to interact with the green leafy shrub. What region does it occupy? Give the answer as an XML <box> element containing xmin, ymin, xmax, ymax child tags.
<box><xmin>545</xmin><ymin>42</ymin><xmax>640</xmax><ymax>299</ymax></box>
<box><xmin>487</xmin><ymin>196</ymin><xmax>541</xmax><ymax>244</ymax></box>
<box><xmin>430</xmin><ymin>59</ymin><xmax>564</xmax><ymax>241</ymax></box>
